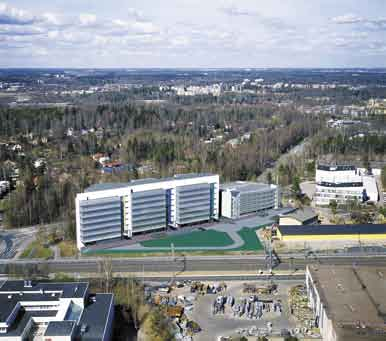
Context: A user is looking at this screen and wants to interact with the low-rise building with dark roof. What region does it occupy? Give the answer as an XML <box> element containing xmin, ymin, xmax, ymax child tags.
<box><xmin>0</xmin><ymin>280</ymin><xmax>114</xmax><ymax>341</ymax></box>
<box><xmin>279</xmin><ymin>207</ymin><xmax>318</xmax><ymax>226</ymax></box>
<box><xmin>276</xmin><ymin>224</ymin><xmax>386</xmax><ymax>242</ymax></box>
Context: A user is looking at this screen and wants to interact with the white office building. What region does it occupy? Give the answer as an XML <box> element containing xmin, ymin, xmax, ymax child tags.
<box><xmin>314</xmin><ymin>164</ymin><xmax>378</xmax><ymax>206</ymax></box>
<box><xmin>220</xmin><ymin>182</ymin><xmax>280</xmax><ymax>219</ymax></box>
<box><xmin>75</xmin><ymin>173</ymin><xmax>220</xmax><ymax>249</ymax></box>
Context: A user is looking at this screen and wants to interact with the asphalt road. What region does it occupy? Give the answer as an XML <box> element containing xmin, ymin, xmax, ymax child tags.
<box><xmin>1</xmin><ymin>254</ymin><xmax>386</xmax><ymax>274</ymax></box>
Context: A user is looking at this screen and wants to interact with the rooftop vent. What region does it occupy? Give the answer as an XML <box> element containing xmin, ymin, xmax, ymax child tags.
<box><xmin>80</xmin><ymin>324</ymin><xmax>88</xmax><ymax>334</ymax></box>
<box><xmin>23</xmin><ymin>280</ymin><xmax>32</xmax><ymax>288</ymax></box>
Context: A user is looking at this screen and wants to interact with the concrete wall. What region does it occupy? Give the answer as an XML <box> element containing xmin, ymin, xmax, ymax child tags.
<box><xmin>306</xmin><ymin>267</ymin><xmax>337</xmax><ymax>341</ymax></box>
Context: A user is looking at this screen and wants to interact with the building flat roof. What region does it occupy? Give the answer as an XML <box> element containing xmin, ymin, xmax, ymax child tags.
<box><xmin>278</xmin><ymin>224</ymin><xmax>386</xmax><ymax>236</ymax></box>
<box><xmin>6</xmin><ymin>309</ymin><xmax>58</xmax><ymax>337</ymax></box>
<box><xmin>280</xmin><ymin>207</ymin><xmax>318</xmax><ymax>223</ymax></box>
<box><xmin>85</xmin><ymin>182</ymin><xmax>128</xmax><ymax>192</ymax></box>
<box><xmin>317</xmin><ymin>164</ymin><xmax>356</xmax><ymax>171</ymax></box>
<box><xmin>308</xmin><ymin>265</ymin><xmax>386</xmax><ymax>341</ymax></box>
<box><xmin>44</xmin><ymin>321</ymin><xmax>75</xmax><ymax>337</ymax></box>
<box><xmin>78</xmin><ymin>293</ymin><xmax>114</xmax><ymax>340</ymax></box>
<box><xmin>85</xmin><ymin>173</ymin><xmax>217</xmax><ymax>192</ymax></box>
<box><xmin>0</xmin><ymin>281</ymin><xmax>88</xmax><ymax>323</ymax></box>
<box><xmin>221</xmin><ymin>181</ymin><xmax>273</xmax><ymax>192</ymax></box>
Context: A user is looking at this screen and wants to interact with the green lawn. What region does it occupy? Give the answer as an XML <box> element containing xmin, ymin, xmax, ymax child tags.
<box><xmin>233</xmin><ymin>227</ymin><xmax>263</xmax><ymax>251</ymax></box>
<box><xmin>141</xmin><ymin>229</ymin><xmax>234</xmax><ymax>248</ymax></box>
<box><xmin>20</xmin><ymin>240</ymin><xmax>53</xmax><ymax>259</ymax></box>
<box><xmin>82</xmin><ymin>225</ymin><xmax>267</xmax><ymax>256</ymax></box>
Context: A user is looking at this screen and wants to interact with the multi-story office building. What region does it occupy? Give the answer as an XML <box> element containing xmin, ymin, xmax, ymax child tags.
<box><xmin>220</xmin><ymin>182</ymin><xmax>280</xmax><ymax>219</ymax></box>
<box><xmin>306</xmin><ymin>265</ymin><xmax>386</xmax><ymax>341</ymax></box>
<box><xmin>76</xmin><ymin>173</ymin><xmax>219</xmax><ymax>249</ymax></box>
<box><xmin>0</xmin><ymin>280</ymin><xmax>114</xmax><ymax>341</ymax></box>
<box><xmin>314</xmin><ymin>164</ymin><xmax>378</xmax><ymax>206</ymax></box>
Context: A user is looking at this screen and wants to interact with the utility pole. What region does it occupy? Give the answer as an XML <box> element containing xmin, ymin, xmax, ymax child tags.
<box><xmin>266</xmin><ymin>238</ymin><xmax>273</xmax><ymax>273</ymax></box>
<box><xmin>142</xmin><ymin>264</ymin><xmax>145</xmax><ymax>285</ymax></box>
<box><xmin>171</xmin><ymin>242</ymin><xmax>175</xmax><ymax>260</ymax></box>
<box><xmin>171</xmin><ymin>243</ymin><xmax>175</xmax><ymax>285</ymax></box>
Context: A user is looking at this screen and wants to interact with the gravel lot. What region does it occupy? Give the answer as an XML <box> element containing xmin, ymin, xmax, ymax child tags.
<box><xmin>173</xmin><ymin>280</ymin><xmax>302</xmax><ymax>341</ymax></box>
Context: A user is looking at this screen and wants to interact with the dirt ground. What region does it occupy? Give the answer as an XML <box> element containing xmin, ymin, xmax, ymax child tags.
<box><xmin>170</xmin><ymin>280</ymin><xmax>303</xmax><ymax>341</ymax></box>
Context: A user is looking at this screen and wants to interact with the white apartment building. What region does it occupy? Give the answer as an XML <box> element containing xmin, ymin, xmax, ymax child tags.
<box><xmin>75</xmin><ymin>173</ymin><xmax>220</xmax><ymax>249</ymax></box>
<box><xmin>314</xmin><ymin>164</ymin><xmax>378</xmax><ymax>206</ymax></box>
<box><xmin>220</xmin><ymin>182</ymin><xmax>280</xmax><ymax>219</ymax></box>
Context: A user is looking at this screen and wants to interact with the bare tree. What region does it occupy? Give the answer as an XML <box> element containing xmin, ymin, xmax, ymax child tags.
<box><xmin>98</xmin><ymin>257</ymin><xmax>113</xmax><ymax>293</ymax></box>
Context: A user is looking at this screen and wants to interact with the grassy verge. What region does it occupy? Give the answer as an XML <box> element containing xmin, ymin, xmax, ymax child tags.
<box><xmin>58</xmin><ymin>240</ymin><xmax>77</xmax><ymax>257</ymax></box>
<box><xmin>233</xmin><ymin>227</ymin><xmax>263</xmax><ymax>251</ymax></box>
<box><xmin>20</xmin><ymin>240</ymin><xmax>53</xmax><ymax>259</ymax></box>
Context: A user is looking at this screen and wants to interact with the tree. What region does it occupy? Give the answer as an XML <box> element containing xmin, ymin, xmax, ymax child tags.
<box><xmin>291</xmin><ymin>175</ymin><xmax>301</xmax><ymax>196</ymax></box>
<box><xmin>382</xmin><ymin>166</ymin><xmax>386</xmax><ymax>188</ymax></box>
<box><xmin>142</xmin><ymin>309</ymin><xmax>175</xmax><ymax>341</ymax></box>
<box><xmin>329</xmin><ymin>199</ymin><xmax>338</xmax><ymax>215</ymax></box>
<box><xmin>98</xmin><ymin>257</ymin><xmax>113</xmax><ymax>293</ymax></box>
<box><xmin>266</xmin><ymin>171</ymin><xmax>273</xmax><ymax>185</ymax></box>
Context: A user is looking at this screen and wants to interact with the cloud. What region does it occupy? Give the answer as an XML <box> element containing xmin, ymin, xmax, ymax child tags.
<box><xmin>0</xmin><ymin>2</ymin><xmax>36</xmax><ymax>25</ymax></box>
<box><xmin>219</xmin><ymin>4</ymin><xmax>291</xmax><ymax>31</ymax></box>
<box><xmin>127</xmin><ymin>8</ymin><xmax>146</xmax><ymax>21</ymax></box>
<box><xmin>109</xmin><ymin>18</ymin><xmax>159</xmax><ymax>35</ymax></box>
<box><xmin>332</xmin><ymin>13</ymin><xmax>363</xmax><ymax>24</ymax></box>
<box><xmin>79</xmin><ymin>13</ymin><xmax>97</xmax><ymax>27</ymax></box>
<box><xmin>331</xmin><ymin>13</ymin><xmax>386</xmax><ymax>29</ymax></box>
<box><xmin>220</xmin><ymin>5</ymin><xmax>258</xmax><ymax>17</ymax></box>
<box><xmin>42</xmin><ymin>13</ymin><xmax>61</xmax><ymax>26</ymax></box>
<box><xmin>0</xmin><ymin>25</ymin><xmax>44</xmax><ymax>36</ymax></box>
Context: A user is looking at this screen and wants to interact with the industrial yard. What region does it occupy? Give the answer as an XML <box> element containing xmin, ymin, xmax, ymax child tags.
<box><xmin>145</xmin><ymin>279</ymin><xmax>321</xmax><ymax>341</ymax></box>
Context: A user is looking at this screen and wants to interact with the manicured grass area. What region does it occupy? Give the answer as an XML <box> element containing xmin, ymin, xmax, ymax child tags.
<box><xmin>233</xmin><ymin>227</ymin><xmax>263</xmax><ymax>251</ymax></box>
<box><xmin>20</xmin><ymin>240</ymin><xmax>53</xmax><ymax>259</ymax></box>
<box><xmin>58</xmin><ymin>240</ymin><xmax>77</xmax><ymax>257</ymax></box>
<box><xmin>141</xmin><ymin>229</ymin><xmax>234</xmax><ymax>248</ymax></box>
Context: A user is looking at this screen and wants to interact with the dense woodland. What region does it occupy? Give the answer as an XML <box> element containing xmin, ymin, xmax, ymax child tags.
<box><xmin>1</xmin><ymin>91</ymin><xmax>385</xmax><ymax>231</ymax></box>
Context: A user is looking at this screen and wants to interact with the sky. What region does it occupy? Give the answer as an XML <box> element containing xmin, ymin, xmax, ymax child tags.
<box><xmin>0</xmin><ymin>0</ymin><xmax>385</xmax><ymax>68</ymax></box>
